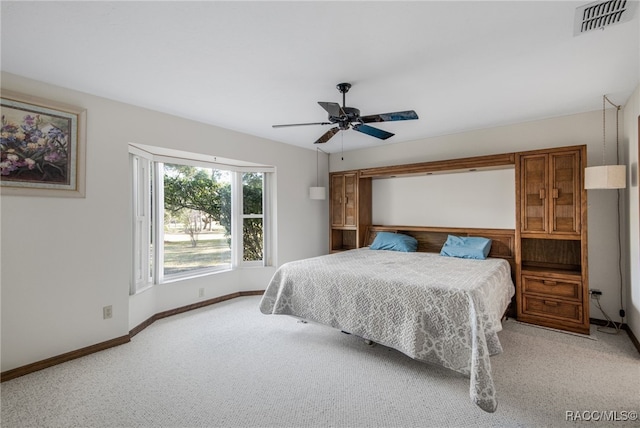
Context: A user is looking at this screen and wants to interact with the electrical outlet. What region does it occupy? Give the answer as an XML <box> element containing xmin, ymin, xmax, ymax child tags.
<box><xmin>103</xmin><ymin>305</ymin><xmax>113</xmax><ymax>319</ymax></box>
<box><xmin>199</xmin><ymin>288</ymin><xmax>205</xmax><ymax>298</ymax></box>
<box><xmin>590</xmin><ymin>289</ymin><xmax>602</xmax><ymax>298</ymax></box>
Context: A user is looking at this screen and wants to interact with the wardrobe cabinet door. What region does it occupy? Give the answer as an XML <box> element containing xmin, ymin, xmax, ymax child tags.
<box><xmin>331</xmin><ymin>174</ymin><xmax>345</xmax><ymax>227</ymax></box>
<box><xmin>343</xmin><ymin>173</ymin><xmax>357</xmax><ymax>227</ymax></box>
<box><xmin>549</xmin><ymin>150</ymin><xmax>580</xmax><ymax>235</ymax></box>
<box><xmin>520</xmin><ymin>154</ymin><xmax>548</xmax><ymax>234</ymax></box>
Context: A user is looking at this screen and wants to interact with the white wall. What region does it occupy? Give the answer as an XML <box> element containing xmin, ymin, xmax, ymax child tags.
<box><xmin>623</xmin><ymin>84</ymin><xmax>640</xmax><ymax>338</ymax></box>
<box><xmin>372</xmin><ymin>169</ymin><xmax>515</xmax><ymax>228</ymax></box>
<box><xmin>331</xmin><ymin>110</ymin><xmax>627</xmax><ymax>326</ymax></box>
<box><xmin>0</xmin><ymin>72</ymin><xmax>329</xmax><ymax>372</ymax></box>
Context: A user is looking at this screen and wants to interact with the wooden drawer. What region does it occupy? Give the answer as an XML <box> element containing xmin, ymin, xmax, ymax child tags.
<box><xmin>522</xmin><ymin>295</ymin><xmax>583</xmax><ymax>323</ymax></box>
<box><xmin>521</xmin><ymin>275</ymin><xmax>581</xmax><ymax>301</ymax></box>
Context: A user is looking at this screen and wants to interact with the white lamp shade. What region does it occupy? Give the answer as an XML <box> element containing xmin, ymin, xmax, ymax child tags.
<box><xmin>309</xmin><ymin>186</ymin><xmax>326</xmax><ymax>200</ymax></box>
<box><xmin>584</xmin><ymin>165</ymin><xmax>626</xmax><ymax>189</ymax></box>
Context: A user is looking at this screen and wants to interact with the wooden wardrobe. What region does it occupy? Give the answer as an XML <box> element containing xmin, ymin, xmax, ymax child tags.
<box><xmin>328</xmin><ymin>145</ymin><xmax>589</xmax><ymax>334</ymax></box>
<box><xmin>516</xmin><ymin>145</ymin><xmax>589</xmax><ymax>334</ymax></box>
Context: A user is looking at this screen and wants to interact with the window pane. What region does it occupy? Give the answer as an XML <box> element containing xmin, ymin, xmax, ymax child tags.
<box><xmin>163</xmin><ymin>211</ymin><xmax>231</xmax><ymax>275</ymax></box>
<box><xmin>163</xmin><ymin>164</ymin><xmax>232</xmax><ymax>276</ymax></box>
<box><xmin>243</xmin><ymin>218</ymin><xmax>263</xmax><ymax>262</ymax></box>
<box><xmin>243</xmin><ymin>172</ymin><xmax>263</xmax><ymax>215</ymax></box>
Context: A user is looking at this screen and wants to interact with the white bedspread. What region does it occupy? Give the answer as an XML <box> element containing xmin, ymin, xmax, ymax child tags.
<box><xmin>259</xmin><ymin>248</ymin><xmax>515</xmax><ymax>412</ymax></box>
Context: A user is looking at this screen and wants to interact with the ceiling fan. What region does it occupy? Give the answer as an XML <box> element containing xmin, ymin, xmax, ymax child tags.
<box><xmin>272</xmin><ymin>83</ymin><xmax>419</xmax><ymax>145</ymax></box>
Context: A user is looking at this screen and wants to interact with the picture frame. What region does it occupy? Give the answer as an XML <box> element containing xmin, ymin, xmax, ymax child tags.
<box><xmin>1</xmin><ymin>90</ymin><xmax>86</xmax><ymax>197</ymax></box>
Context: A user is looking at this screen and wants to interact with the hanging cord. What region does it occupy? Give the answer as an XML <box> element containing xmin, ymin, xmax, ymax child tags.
<box><xmin>601</xmin><ymin>95</ymin><xmax>606</xmax><ymax>165</ymax></box>
<box><xmin>315</xmin><ymin>147</ymin><xmax>320</xmax><ymax>187</ymax></box>
<box><xmin>596</xmin><ymin>95</ymin><xmax>624</xmax><ymax>334</ymax></box>
<box><xmin>594</xmin><ymin>293</ymin><xmax>621</xmax><ymax>334</ymax></box>
<box><xmin>612</xmin><ymin>97</ymin><xmax>624</xmax><ymax>326</ymax></box>
<box><xmin>316</xmin><ymin>147</ymin><xmax>327</xmax><ymax>186</ymax></box>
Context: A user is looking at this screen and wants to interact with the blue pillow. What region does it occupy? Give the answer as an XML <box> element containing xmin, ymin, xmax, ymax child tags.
<box><xmin>370</xmin><ymin>232</ymin><xmax>418</xmax><ymax>252</ymax></box>
<box><xmin>440</xmin><ymin>235</ymin><xmax>492</xmax><ymax>260</ymax></box>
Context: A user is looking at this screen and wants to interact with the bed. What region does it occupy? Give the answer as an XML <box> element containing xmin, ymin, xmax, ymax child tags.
<box><xmin>259</xmin><ymin>226</ymin><xmax>516</xmax><ymax>413</ymax></box>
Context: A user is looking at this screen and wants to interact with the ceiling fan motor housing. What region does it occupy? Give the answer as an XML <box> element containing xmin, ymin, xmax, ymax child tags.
<box><xmin>330</xmin><ymin>107</ymin><xmax>361</xmax><ymax>129</ymax></box>
<box><xmin>342</xmin><ymin>107</ymin><xmax>360</xmax><ymax>119</ymax></box>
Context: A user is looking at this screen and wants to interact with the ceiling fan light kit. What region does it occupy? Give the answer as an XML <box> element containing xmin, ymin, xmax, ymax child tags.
<box><xmin>273</xmin><ymin>83</ymin><xmax>419</xmax><ymax>145</ymax></box>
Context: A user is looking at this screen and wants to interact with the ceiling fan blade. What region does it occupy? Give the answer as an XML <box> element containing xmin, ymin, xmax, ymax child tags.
<box><xmin>314</xmin><ymin>127</ymin><xmax>340</xmax><ymax>144</ymax></box>
<box><xmin>318</xmin><ymin>102</ymin><xmax>345</xmax><ymax>118</ymax></box>
<box><xmin>272</xmin><ymin>121</ymin><xmax>331</xmax><ymax>128</ymax></box>
<box><xmin>353</xmin><ymin>124</ymin><xmax>394</xmax><ymax>140</ymax></box>
<box><xmin>360</xmin><ymin>110</ymin><xmax>419</xmax><ymax>123</ymax></box>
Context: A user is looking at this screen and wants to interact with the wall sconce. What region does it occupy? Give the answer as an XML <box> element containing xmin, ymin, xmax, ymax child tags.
<box><xmin>310</xmin><ymin>147</ymin><xmax>326</xmax><ymax>200</ymax></box>
<box><xmin>585</xmin><ymin>95</ymin><xmax>626</xmax><ymax>189</ymax></box>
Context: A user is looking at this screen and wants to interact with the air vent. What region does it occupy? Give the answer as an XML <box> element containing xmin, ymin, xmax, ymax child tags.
<box><xmin>574</xmin><ymin>0</ymin><xmax>638</xmax><ymax>35</ymax></box>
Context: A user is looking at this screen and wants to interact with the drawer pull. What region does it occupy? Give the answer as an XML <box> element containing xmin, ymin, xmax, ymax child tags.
<box><xmin>544</xmin><ymin>300</ymin><xmax>559</xmax><ymax>307</ymax></box>
<box><xmin>539</xmin><ymin>188</ymin><xmax>546</xmax><ymax>199</ymax></box>
<box><xmin>552</xmin><ymin>188</ymin><xmax>559</xmax><ymax>199</ymax></box>
<box><xmin>543</xmin><ymin>280</ymin><xmax>557</xmax><ymax>286</ymax></box>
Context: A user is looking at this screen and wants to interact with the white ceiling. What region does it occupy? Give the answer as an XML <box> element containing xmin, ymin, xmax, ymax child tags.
<box><xmin>1</xmin><ymin>1</ymin><xmax>638</xmax><ymax>153</ymax></box>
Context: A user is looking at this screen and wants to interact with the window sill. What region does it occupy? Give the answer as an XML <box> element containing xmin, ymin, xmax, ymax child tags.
<box><xmin>161</xmin><ymin>267</ymin><xmax>233</xmax><ymax>284</ymax></box>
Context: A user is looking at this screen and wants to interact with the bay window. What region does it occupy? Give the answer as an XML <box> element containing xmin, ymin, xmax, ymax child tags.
<box><xmin>130</xmin><ymin>145</ymin><xmax>274</xmax><ymax>294</ymax></box>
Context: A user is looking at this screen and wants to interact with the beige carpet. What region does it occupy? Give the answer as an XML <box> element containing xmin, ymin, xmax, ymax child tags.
<box><xmin>2</xmin><ymin>296</ymin><xmax>639</xmax><ymax>427</ymax></box>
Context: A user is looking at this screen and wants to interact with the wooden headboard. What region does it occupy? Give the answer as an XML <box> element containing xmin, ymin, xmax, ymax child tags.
<box><xmin>365</xmin><ymin>225</ymin><xmax>516</xmax><ymax>274</ymax></box>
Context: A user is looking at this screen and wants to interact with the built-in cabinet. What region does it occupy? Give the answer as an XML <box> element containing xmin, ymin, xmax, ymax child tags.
<box><xmin>327</xmin><ymin>146</ymin><xmax>589</xmax><ymax>334</ymax></box>
<box><xmin>516</xmin><ymin>146</ymin><xmax>589</xmax><ymax>334</ymax></box>
<box><xmin>520</xmin><ymin>150</ymin><xmax>581</xmax><ymax>236</ymax></box>
<box><xmin>329</xmin><ymin>170</ymin><xmax>371</xmax><ymax>252</ymax></box>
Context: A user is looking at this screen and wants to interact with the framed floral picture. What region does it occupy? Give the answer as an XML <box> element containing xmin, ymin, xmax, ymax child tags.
<box><xmin>1</xmin><ymin>90</ymin><xmax>86</xmax><ymax>197</ymax></box>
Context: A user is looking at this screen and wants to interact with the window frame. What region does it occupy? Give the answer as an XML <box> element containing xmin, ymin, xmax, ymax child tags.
<box><xmin>158</xmin><ymin>161</ymin><xmax>234</xmax><ymax>283</ymax></box>
<box><xmin>239</xmin><ymin>172</ymin><xmax>267</xmax><ymax>267</ymax></box>
<box><xmin>130</xmin><ymin>145</ymin><xmax>274</xmax><ymax>294</ymax></box>
<box><xmin>130</xmin><ymin>153</ymin><xmax>153</xmax><ymax>294</ymax></box>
